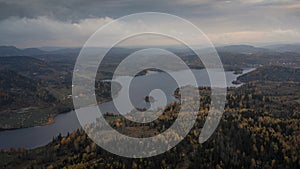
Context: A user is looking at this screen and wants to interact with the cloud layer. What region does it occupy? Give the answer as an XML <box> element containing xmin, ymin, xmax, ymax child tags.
<box><xmin>0</xmin><ymin>0</ymin><xmax>299</xmax><ymax>47</ymax></box>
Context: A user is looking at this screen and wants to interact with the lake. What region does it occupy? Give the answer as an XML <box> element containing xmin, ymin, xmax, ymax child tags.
<box><xmin>0</xmin><ymin>68</ymin><xmax>254</xmax><ymax>149</ymax></box>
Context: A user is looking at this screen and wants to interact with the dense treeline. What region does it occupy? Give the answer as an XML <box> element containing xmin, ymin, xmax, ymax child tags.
<box><xmin>0</xmin><ymin>81</ymin><xmax>299</xmax><ymax>168</ymax></box>
<box><xmin>238</xmin><ymin>65</ymin><xmax>300</xmax><ymax>83</ymax></box>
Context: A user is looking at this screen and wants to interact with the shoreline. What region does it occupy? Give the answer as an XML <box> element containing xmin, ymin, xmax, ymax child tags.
<box><xmin>0</xmin><ymin>67</ymin><xmax>255</xmax><ymax>132</ymax></box>
<box><xmin>0</xmin><ymin>98</ymin><xmax>115</xmax><ymax>131</ymax></box>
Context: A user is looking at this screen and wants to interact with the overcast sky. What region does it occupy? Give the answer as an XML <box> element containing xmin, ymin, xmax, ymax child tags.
<box><xmin>0</xmin><ymin>0</ymin><xmax>299</xmax><ymax>48</ymax></box>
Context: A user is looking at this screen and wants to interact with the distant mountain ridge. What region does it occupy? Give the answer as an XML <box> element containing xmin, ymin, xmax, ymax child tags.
<box><xmin>0</xmin><ymin>46</ymin><xmax>82</xmax><ymax>56</ymax></box>
<box><xmin>216</xmin><ymin>45</ymin><xmax>273</xmax><ymax>54</ymax></box>
<box><xmin>263</xmin><ymin>43</ymin><xmax>300</xmax><ymax>53</ymax></box>
<box><xmin>1</xmin><ymin>43</ymin><xmax>300</xmax><ymax>57</ymax></box>
<box><xmin>0</xmin><ymin>46</ymin><xmax>46</xmax><ymax>56</ymax></box>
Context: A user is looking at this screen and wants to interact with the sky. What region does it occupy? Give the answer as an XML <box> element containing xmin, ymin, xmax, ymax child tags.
<box><xmin>0</xmin><ymin>0</ymin><xmax>299</xmax><ymax>48</ymax></box>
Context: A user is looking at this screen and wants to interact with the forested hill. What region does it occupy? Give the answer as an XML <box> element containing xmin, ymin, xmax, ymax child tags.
<box><xmin>0</xmin><ymin>69</ymin><xmax>72</xmax><ymax>129</ymax></box>
<box><xmin>0</xmin><ymin>69</ymin><xmax>56</xmax><ymax>110</ymax></box>
<box><xmin>237</xmin><ymin>66</ymin><xmax>300</xmax><ymax>83</ymax></box>
<box><xmin>0</xmin><ymin>55</ymin><xmax>119</xmax><ymax>129</ymax></box>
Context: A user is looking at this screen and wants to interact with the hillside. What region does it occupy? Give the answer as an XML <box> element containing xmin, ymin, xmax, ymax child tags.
<box><xmin>0</xmin><ymin>70</ymin><xmax>46</xmax><ymax>108</ymax></box>
<box><xmin>0</xmin><ymin>69</ymin><xmax>72</xmax><ymax>129</ymax></box>
<box><xmin>237</xmin><ymin>66</ymin><xmax>300</xmax><ymax>83</ymax></box>
<box><xmin>0</xmin><ymin>55</ymin><xmax>120</xmax><ymax>129</ymax></box>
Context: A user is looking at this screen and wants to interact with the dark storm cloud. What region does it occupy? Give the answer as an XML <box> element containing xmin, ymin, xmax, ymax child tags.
<box><xmin>0</xmin><ymin>0</ymin><xmax>118</xmax><ymax>21</ymax></box>
<box><xmin>0</xmin><ymin>0</ymin><xmax>222</xmax><ymax>21</ymax></box>
<box><xmin>0</xmin><ymin>0</ymin><xmax>157</xmax><ymax>21</ymax></box>
<box><xmin>0</xmin><ymin>0</ymin><xmax>296</xmax><ymax>27</ymax></box>
<box><xmin>0</xmin><ymin>0</ymin><xmax>298</xmax><ymax>29</ymax></box>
